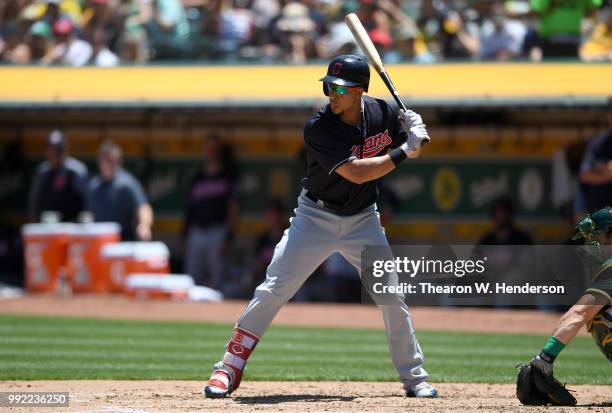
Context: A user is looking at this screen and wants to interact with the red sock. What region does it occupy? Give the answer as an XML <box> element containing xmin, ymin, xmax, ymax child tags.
<box><xmin>210</xmin><ymin>326</ymin><xmax>259</xmax><ymax>392</ymax></box>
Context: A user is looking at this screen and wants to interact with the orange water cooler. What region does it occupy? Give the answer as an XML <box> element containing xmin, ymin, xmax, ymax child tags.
<box><xmin>101</xmin><ymin>242</ymin><xmax>170</xmax><ymax>293</ymax></box>
<box><xmin>22</xmin><ymin>223</ymin><xmax>74</xmax><ymax>292</ymax></box>
<box><xmin>68</xmin><ymin>222</ymin><xmax>120</xmax><ymax>293</ymax></box>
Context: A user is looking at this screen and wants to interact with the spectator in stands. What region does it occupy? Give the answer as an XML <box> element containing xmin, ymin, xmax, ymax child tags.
<box><xmin>42</xmin><ymin>0</ymin><xmax>82</xmax><ymax>27</ymax></box>
<box><xmin>274</xmin><ymin>2</ymin><xmax>317</xmax><ymax>64</ymax></box>
<box><xmin>0</xmin><ymin>20</ymin><xmax>31</xmax><ymax>64</ymax></box>
<box><xmin>243</xmin><ymin>0</ymin><xmax>280</xmax><ymax>61</ymax></box>
<box><xmin>579</xmin><ymin>98</ymin><xmax>612</xmax><ymax>213</ymax></box>
<box><xmin>580</xmin><ymin>7</ymin><xmax>612</xmax><ymax>61</ymax></box>
<box><xmin>183</xmin><ymin>136</ymin><xmax>239</xmax><ymax>289</ymax></box>
<box><xmin>80</xmin><ymin>0</ymin><xmax>118</xmax><ymax>47</ymax></box>
<box><xmin>367</xmin><ymin>7</ymin><xmax>394</xmax><ymax>57</ymax></box>
<box><xmin>437</xmin><ymin>7</ymin><xmax>480</xmax><ymax>59</ymax></box>
<box><xmin>28</xmin><ymin>130</ymin><xmax>88</xmax><ymax>223</ymax></box>
<box><xmin>216</xmin><ymin>0</ymin><xmax>254</xmax><ymax>60</ymax></box>
<box><xmin>478</xmin><ymin>5</ymin><xmax>527</xmax><ymax>60</ymax></box>
<box><xmin>117</xmin><ymin>30</ymin><xmax>148</xmax><ymax>62</ymax></box>
<box><xmin>42</xmin><ymin>18</ymin><xmax>93</xmax><ymax>66</ymax></box>
<box><xmin>529</xmin><ymin>0</ymin><xmax>601</xmax><ymax>59</ymax></box>
<box><xmin>114</xmin><ymin>0</ymin><xmax>150</xmax><ymax>62</ymax></box>
<box><xmin>195</xmin><ymin>0</ymin><xmax>221</xmax><ymax>40</ymax></box>
<box><xmin>377</xmin><ymin>0</ymin><xmax>435</xmax><ymax>63</ymax></box>
<box><xmin>479</xmin><ymin>196</ymin><xmax>533</xmax><ymax>245</ymax></box>
<box><xmin>144</xmin><ymin>0</ymin><xmax>192</xmax><ymax>59</ymax></box>
<box><xmin>27</xmin><ymin>20</ymin><xmax>52</xmax><ymax>62</ymax></box>
<box><xmin>302</xmin><ymin>0</ymin><xmax>328</xmax><ymax>42</ymax></box>
<box><xmin>117</xmin><ymin>0</ymin><xmax>151</xmax><ymax>59</ymax></box>
<box><xmin>4</xmin><ymin>0</ymin><xmax>606</xmax><ymax>64</ymax></box>
<box><xmin>0</xmin><ymin>0</ymin><xmax>29</xmax><ymax>29</ymax></box>
<box><xmin>86</xmin><ymin>140</ymin><xmax>153</xmax><ymax>240</ymax></box>
<box><xmin>249</xmin><ymin>198</ymin><xmax>286</xmax><ymax>293</ymax></box>
<box><xmin>322</xmin><ymin>20</ymin><xmax>357</xmax><ymax>57</ymax></box>
<box><xmin>89</xmin><ymin>28</ymin><xmax>120</xmax><ymax>66</ymax></box>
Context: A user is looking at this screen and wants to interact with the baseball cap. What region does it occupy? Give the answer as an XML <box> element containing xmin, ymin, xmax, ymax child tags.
<box><xmin>53</xmin><ymin>18</ymin><xmax>74</xmax><ymax>35</ymax></box>
<box><xmin>276</xmin><ymin>3</ymin><xmax>315</xmax><ymax>33</ymax></box>
<box><xmin>30</xmin><ymin>21</ymin><xmax>52</xmax><ymax>38</ymax></box>
<box><xmin>47</xmin><ymin>130</ymin><xmax>67</xmax><ymax>150</ymax></box>
<box><xmin>368</xmin><ymin>28</ymin><xmax>393</xmax><ymax>49</ymax></box>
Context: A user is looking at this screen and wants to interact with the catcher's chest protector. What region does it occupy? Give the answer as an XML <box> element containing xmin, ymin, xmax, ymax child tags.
<box><xmin>587</xmin><ymin>306</ymin><xmax>612</xmax><ymax>363</ymax></box>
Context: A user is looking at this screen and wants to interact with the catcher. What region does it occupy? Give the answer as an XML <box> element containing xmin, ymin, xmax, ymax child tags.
<box><xmin>516</xmin><ymin>206</ymin><xmax>612</xmax><ymax>406</ymax></box>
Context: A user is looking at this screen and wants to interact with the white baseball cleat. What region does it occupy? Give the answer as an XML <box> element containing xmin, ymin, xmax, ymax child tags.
<box><xmin>406</xmin><ymin>381</ymin><xmax>438</xmax><ymax>398</ymax></box>
<box><xmin>204</xmin><ymin>362</ymin><xmax>236</xmax><ymax>398</ymax></box>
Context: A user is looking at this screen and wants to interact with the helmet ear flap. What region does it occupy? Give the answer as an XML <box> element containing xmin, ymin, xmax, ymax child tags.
<box><xmin>323</xmin><ymin>83</ymin><xmax>329</xmax><ymax>96</ymax></box>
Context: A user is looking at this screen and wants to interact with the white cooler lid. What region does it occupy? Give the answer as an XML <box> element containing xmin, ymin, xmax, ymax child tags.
<box><xmin>73</xmin><ymin>222</ymin><xmax>121</xmax><ymax>237</ymax></box>
<box><xmin>133</xmin><ymin>242</ymin><xmax>170</xmax><ymax>260</ymax></box>
<box><xmin>102</xmin><ymin>242</ymin><xmax>170</xmax><ymax>259</ymax></box>
<box><xmin>22</xmin><ymin>222</ymin><xmax>76</xmax><ymax>236</ymax></box>
<box><xmin>188</xmin><ymin>286</ymin><xmax>224</xmax><ymax>302</ymax></box>
<box><xmin>125</xmin><ymin>274</ymin><xmax>194</xmax><ymax>291</ymax></box>
<box><xmin>101</xmin><ymin>242</ymin><xmax>138</xmax><ymax>258</ymax></box>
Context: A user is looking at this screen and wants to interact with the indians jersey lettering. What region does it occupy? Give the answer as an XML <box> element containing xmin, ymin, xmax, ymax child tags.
<box><xmin>351</xmin><ymin>130</ymin><xmax>392</xmax><ymax>158</ymax></box>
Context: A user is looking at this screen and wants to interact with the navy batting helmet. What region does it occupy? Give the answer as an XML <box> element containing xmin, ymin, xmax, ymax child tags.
<box><xmin>320</xmin><ymin>55</ymin><xmax>370</xmax><ymax>96</ymax></box>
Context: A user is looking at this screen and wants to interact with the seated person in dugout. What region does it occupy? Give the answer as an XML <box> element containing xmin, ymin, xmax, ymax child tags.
<box><xmin>516</xmin><ymin>206</ymin><xmax>612</xmax><ymax>406</ymax></box>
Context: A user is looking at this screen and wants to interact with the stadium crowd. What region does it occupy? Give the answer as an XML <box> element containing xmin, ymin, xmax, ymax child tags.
<box><xmin>0</xmin><ymin>0</ymin><xmax>610</xmax><ymax>66</ymax></box>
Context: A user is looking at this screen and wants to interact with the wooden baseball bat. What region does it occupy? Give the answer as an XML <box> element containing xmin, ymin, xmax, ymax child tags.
<box><xmin>344</xmin><ymin>13</ymin><xmax>411</xmax><ymax>114</ymax></box>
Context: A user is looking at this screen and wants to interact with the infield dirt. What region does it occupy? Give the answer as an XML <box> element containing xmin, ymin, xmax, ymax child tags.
<box><xmin>2</xmin><ymin>380</ymin><xmax>611</xmax><ymax>413</ymax></box>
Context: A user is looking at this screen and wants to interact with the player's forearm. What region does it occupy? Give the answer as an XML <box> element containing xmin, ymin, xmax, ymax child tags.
<box><xmin>552</xmin><ymin>309</ymin><xmax>589</xmax><ymax>344</ymax></box>
<box><xmin>551</xmin><ymin>296</ymin><xmax>605</xmax><ymax>344</ymax></box>
<box><xmin>552</xmin><ymin>306</ymin><xmax>595</xmax><ymax>344</ymax></box>
<box><xmin>336</xmin><ymin>156</ymin><xmax>397</xmax><ymax>184</ymax></box>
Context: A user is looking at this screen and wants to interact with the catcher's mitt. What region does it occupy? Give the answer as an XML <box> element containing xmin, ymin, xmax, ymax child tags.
<box><xmin>516</xmin><ymin>363</ymin><xmax>577</xmax><ymax>406</ymax></box>
<box><xmin>516</xmin><ymin>364</ymin><xmax>549</xmax><ymax>405</ymax></box>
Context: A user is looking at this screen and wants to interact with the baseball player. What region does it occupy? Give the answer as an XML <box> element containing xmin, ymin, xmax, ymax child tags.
<box><xmin>516</xmin><ymin>206</ymin><xmax>612</xmax><ymax>406</ymax></box>
<box><xmin>204</xmin><ymin>54</ymin><xmax>437</xmax><ymax>399</ymax></box>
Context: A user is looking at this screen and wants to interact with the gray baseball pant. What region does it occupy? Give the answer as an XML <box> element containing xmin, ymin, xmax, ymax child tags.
<box><xmin>236</xmin><ymin>190</ymin><xmax>428</xmax><ymax>388</ymax></box>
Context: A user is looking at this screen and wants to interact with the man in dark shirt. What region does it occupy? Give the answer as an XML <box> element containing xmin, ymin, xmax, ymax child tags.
<box><xmin>85</xmin><ymin>141</ymin><xmax>153</xmax><ymax>241</ymax></box>
<box><xmin>204</xmin><ymin>55</ymin><xmax>436</xmax><ymax>400</ymax></box>
<box><xmin>183</xmin><ymin>137</ymin><xmax>239</xmax><ymax>289</ymax></box>
<box><xmin>479</xmin><ymin>196</ymin><xmax>533</xmax><ymax>246</ymax></box>
<box><xmin>28</xmin><ymin>130</ymin><xmax>88</xmax><ymax>222</ymax></box>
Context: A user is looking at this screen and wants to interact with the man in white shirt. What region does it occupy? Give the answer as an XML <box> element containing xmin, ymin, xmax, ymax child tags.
<box><xmin>42</xmin><ymin>18</ymin><xmax>92</xmax><ymax>66</ymax></box>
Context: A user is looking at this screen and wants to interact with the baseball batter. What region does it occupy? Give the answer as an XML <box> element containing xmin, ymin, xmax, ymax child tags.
<box><xmin>204</xmin><ymin>55</ymin><xmax>437</xmax><ymax>399</ymax></box>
